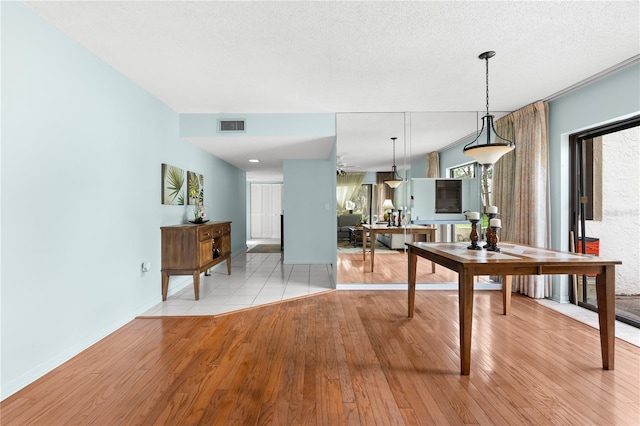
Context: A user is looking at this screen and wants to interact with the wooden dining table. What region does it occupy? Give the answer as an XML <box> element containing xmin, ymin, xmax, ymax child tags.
<box><xmin>406</xmin><ymin>241</ymin><xmax>622</xmax><ymax>375</ymax></box>
<box><xmin>361</xmin><ymin>224</ymin><xmax>436</xmax><ymax>272</ymax></box>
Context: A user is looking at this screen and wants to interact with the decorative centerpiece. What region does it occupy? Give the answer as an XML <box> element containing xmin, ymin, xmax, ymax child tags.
<box><xmin>466</xmin><ymin>211</ymin><xmax>481</xmax><ymax>250</ymax></box>
<box><xmin>486</xmin><ymin>218</ymin><xmax>501</xmax><ymax>252</ymax></box>
<box><xmin>483</xmin><ymin>206</ymin><xmax>498</xmax><ymax>249</ymax></box>
<box><xmin>189</xmin><ymin>204</ymin><xmax>208</xmax><ymax>224</ymax></box>
<box><xmin>188</xmin><ymin>195</ymin><xmax>209</xmax><ymax>224</ymax></box>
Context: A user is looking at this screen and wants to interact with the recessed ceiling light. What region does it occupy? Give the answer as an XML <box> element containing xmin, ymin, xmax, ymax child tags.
<box><xmin>249</xmin><ymin>159</ymin><xmax>260</xmax><ymax>163</ymax></box>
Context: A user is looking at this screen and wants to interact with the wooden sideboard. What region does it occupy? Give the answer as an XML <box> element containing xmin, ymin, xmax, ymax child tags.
<box><xmin>161</xmin><ymin>221</ymin><xmax>231</xmax><ymax>300</ymax></box>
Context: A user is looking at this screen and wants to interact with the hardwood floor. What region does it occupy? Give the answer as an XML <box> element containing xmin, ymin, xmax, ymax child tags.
<box><xmin>337</xmin><ymin>251</ymin><xmax>488</xmax><ymax>284</ymax></box>
<box><xmin>3</xmin><ymin>290</ymin><xmax>639</xmax><ymax>425</ymax></box>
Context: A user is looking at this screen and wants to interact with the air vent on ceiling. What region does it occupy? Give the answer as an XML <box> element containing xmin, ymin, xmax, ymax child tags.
<box><xmin>218</xmin><ymin>119</ymin><xmax>246</xmax><ymax>132</ymax></box>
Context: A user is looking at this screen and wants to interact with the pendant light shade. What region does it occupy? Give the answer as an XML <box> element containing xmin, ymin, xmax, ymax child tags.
<box><xmin>464</xmin><ymin>141</ymin><xmax>514</xmax><ymax>165</ymax></box>
<box><xmin>385</xmin><ymin>179</ymin><xmax>403</xmax><ymax>189</ymax></box>
<box><xmin>463</xmin><ymin>51</ymin><xmax>515</xmax><ymax>165</ymax></box>
<box><xmin>385</xmin><ymin>137</ymin><xmax>404</xmax><ymax>188</ymax></box>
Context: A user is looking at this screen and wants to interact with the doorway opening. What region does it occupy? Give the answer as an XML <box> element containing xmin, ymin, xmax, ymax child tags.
<box><xmin>250</xmin><ymin>183</ymin><xmax>283</xmax><ymax>241</ymax></box>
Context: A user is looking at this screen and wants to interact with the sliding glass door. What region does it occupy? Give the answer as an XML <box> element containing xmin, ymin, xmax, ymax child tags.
<box><xmin>570</xmin><ymin>115</ymin><xmax>640</xmax><ymax>327</ymax></box>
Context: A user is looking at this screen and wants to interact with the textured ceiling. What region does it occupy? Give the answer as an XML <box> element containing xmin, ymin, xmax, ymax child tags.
<box><xmin>25</xmin><ymin>1</ymin><xmax>640</xmax><ymax>180</ymax></box>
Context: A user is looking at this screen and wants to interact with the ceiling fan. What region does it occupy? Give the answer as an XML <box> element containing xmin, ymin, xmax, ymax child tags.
<box><xmin>336</xmin><ymin>157</ymin><xmax>359</xmax><ymax>176</ymax></box>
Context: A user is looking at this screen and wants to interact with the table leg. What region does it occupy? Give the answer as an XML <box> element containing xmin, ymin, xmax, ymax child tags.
<box><xmin>596</xmin><ymin>265</ymin><xmax>615</xmax><ymax>370</ymax></box>
<box><xmin>428</xmin><ymin>231</ymin><xmax>436</xmax><ymax>273</ymax></box>
<box><xmin>412</xmin><ymin>232</ymin><xmax>436</xmax><ymax>273</ymax></box>
<box><xmin>408</xmin><ymin>248</ymin><xmax>417</xmax><ymax>318</ymax></box>
<box><xmin>226</xmin><ymin>257</ymin><xmax>232</xmax><ymax>275</ymax></box>
<box><xmin>193</xmin><ymin>271</ymin><xmax>200</xmax><ymax>301</ymax></box>
<box><xmin>459</xmin><ymin>270</ymin><xmax>474</xmax><ymax>375</ymax></box>
<box><xmin>362</xmin><ymin>228</ymin><xmax>367</xmax><ymax>263</ymax></box>
<box><xmin>370</xmin><ymin>232</ymin><xmax>376</xmax><ymax>272</ymax></box>
<box><xmin>162</xmin><ymin>271</ymin><xmax>169</xmax><ymax>301</ymax></box>
<box><xmin>502</xmin><ymin>275</ymin><xmax>512</xmax><ymax>315</ymax></box>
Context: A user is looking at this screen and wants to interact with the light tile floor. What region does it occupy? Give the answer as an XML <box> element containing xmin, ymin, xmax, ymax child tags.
<box><xmin>141</xmin><ymin>241</ymin><xmax>334</xmax><ymax>317</ymax></box>
<box><xmin>537</xmin><ymin>298</ymin><xmax>640</xmax><ymax>347</ymax></box>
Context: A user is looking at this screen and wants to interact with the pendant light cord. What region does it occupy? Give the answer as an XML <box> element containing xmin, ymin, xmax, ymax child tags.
<box><xmin>462</xmin><ymin>50</ymin><xmax>515</xmax><ymax>161</ymax></box>
<box><xmin>392</xmin><ymin>138</ymin><xmax>396</xmax><ymax>170</ymax></box>
<box><xmin>485</xmin><ymin>55</ymin><xmax>490</xmax><ymax>116</ymax></box>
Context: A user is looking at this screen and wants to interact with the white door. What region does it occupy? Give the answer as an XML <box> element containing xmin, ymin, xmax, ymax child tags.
<box><xmin>250</xmin><ymin>183</ymin><xmax>282</xmax><ymax>239</ymax></box>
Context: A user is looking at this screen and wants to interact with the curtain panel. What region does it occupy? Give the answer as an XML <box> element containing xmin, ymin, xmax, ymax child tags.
<box><xmin>493</xmin><ymin>100</ymin><xmax>551</xmax><ymax>298</ymax></box>
<box><xmin>427</xmin><ymin>152</ymin><xmax>440</xmax><ymax>178</ymax></box>
<box><xmin>376</xmin><ymin>172</ymin><xmax>394</xmax><ymax>220</ymax></box>
<box><xmin>426</xmin><ymin>152</ymin><xmax>445</xmax><ymax>240</ymax></box>
<box><xmin>336</xmin><ymin>172</ymin><xmax>366</xmax><ymax>212</ymax></box>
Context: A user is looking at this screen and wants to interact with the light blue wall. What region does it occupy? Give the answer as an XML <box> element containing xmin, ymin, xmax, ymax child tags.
<box><xmin>547</xmin><ymin>62</ymin><xmax>640</xmax><ymax>301</ymax></box>
<box><xmin>438</xmin><ymin>135</ymin><xmax>480</xmax><ymax>178</ymax></box>
<box><xmin>283</xmin><ymin>141</ymin><xmax>337</xmax><ymax>267</ymax></box>
<box><xmin>180</xmin><ymin>112</ymin><xmax>336</xmax><ymax>240</ymax></box>
<box><xmin>1</xmin><ymin>3</ymin><xmax>246</xmax><ymax>398</ymax></box>
<box><xmin>410</xmin><ymin>156</ymin><xmax>427</xmax><ymax>179</ymax></box>
<box><xmin>437</xmin><ymin>61</ymin><xmax>640</xmax><ymax>302</ymax></box>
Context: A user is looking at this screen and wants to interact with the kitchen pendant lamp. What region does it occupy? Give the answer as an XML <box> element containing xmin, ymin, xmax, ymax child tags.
<box><xmin>463</xmin><ymin>51</ymin><xmax>515</xmax><ymax>165</ymax></box>
<box><xmin>385</xmin><ymin>137</ymin><xmax>403</xmax><ymax>188</ymax></box>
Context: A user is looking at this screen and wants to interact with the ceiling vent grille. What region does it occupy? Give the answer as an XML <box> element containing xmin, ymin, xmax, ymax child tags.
<box><xmin>218</xmin><ymin>119</ymin><xmax>246</xmax><ymax>132</ymax></box>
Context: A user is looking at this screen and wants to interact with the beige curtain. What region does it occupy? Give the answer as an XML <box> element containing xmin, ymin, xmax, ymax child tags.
<box><xmin>426</xmin><ymin>152</ymin><xmax>444</xmax><ymax>240</ymax></box>
<box><xmin>337</xmin><ymin>172</ymin><xmax>366</xmax><ymax>212</ymax></box>
<box><xmin>493</xmin><ymin>118</ymin><xmax>516</xmax><ymax>238</ymax></box>
<box><xmin>427</xmin><ymin>152</ymin><xmax>440</xmax><ymax>178</ymax></box>
<box><xmin>493</xmin><ymin>101</ymin><xmax>551</xmax><ymax>298</ymax></box>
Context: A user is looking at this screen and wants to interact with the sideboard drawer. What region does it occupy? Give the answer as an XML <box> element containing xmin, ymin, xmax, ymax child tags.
<box><xmin>198</xmin><ymin>225</ymin><xmax>214</xmax><ymax>241</ymax></box>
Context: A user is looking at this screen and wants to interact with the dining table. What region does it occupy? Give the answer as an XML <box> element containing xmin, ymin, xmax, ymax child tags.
<box><xmin>406</xmin><ymin>241</ymin><xmax>621</xmax><ymax>375</ymax></box>
<box><xmin>361</xmin><ymin>224</ymin><xmax>436</xmax><ymax>272</ymax></box>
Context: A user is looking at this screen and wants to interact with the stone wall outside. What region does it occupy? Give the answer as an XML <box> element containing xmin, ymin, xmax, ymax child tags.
<box><xmin>585</xmin><ymin>127</ymin><xmax>639</xmax><ymax>296</ymax></box>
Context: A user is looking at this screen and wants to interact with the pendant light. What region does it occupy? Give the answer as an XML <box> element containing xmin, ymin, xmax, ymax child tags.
<box><xmin>463</xmin><ymin>51</ymin><xmax>515</xmax><ymax>165</ymax></box>
<box><xmin>385</xmin><ymin>137</ymin><xmax>403</xmax><ymax>188</ymax></box>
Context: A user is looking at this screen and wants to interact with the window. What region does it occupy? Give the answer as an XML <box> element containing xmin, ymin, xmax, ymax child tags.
<box><xmin>448</xmin><ymin>163</ymin><xmax>477</xmax><ymax>242</ymax></box>
<box><xmin>346</xmin><ymin>184</ymin><xmax>372</xmax><ymax>222</ymax></box>
<box><xmin>455</xmin><ymin>164</ymin><xmax>493</xmax><ymax>208</ymax></box>
<box><xmin>450</xmin><ymin>163</ymin><xmax>475</xmax><ymax>179</ymax></box>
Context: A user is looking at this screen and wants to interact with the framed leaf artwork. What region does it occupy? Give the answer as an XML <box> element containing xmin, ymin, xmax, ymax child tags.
<box><xmin>187</xmin><ymin>171</ymin><xmax>204</xmax><ymax>205</ymax></box>
<box><xmin>161</xmin><ymin>163</ymin><xmax>185</xmax><ymax>205</ymax></box>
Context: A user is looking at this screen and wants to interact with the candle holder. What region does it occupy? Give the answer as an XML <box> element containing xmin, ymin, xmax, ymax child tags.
<box><xmin>485</xmin><ymin>225</ymin><xmax>501</xmax><ymax>252</ymax></box>
<box><xmin>483</xmin><ymin>212</ymin><xmax>498</xmax><ymax>249</ymax></box>
<box><xmin>467</xmin><ymin>219</ymin><xmax>481</xmax><ymax>250</ymax></box>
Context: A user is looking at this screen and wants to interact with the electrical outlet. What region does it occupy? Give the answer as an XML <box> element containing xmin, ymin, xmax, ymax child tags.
<box><xmin>141</xmin><ymin>262</ymin><xmax>151</xmax><ymax>273</ymax></box>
